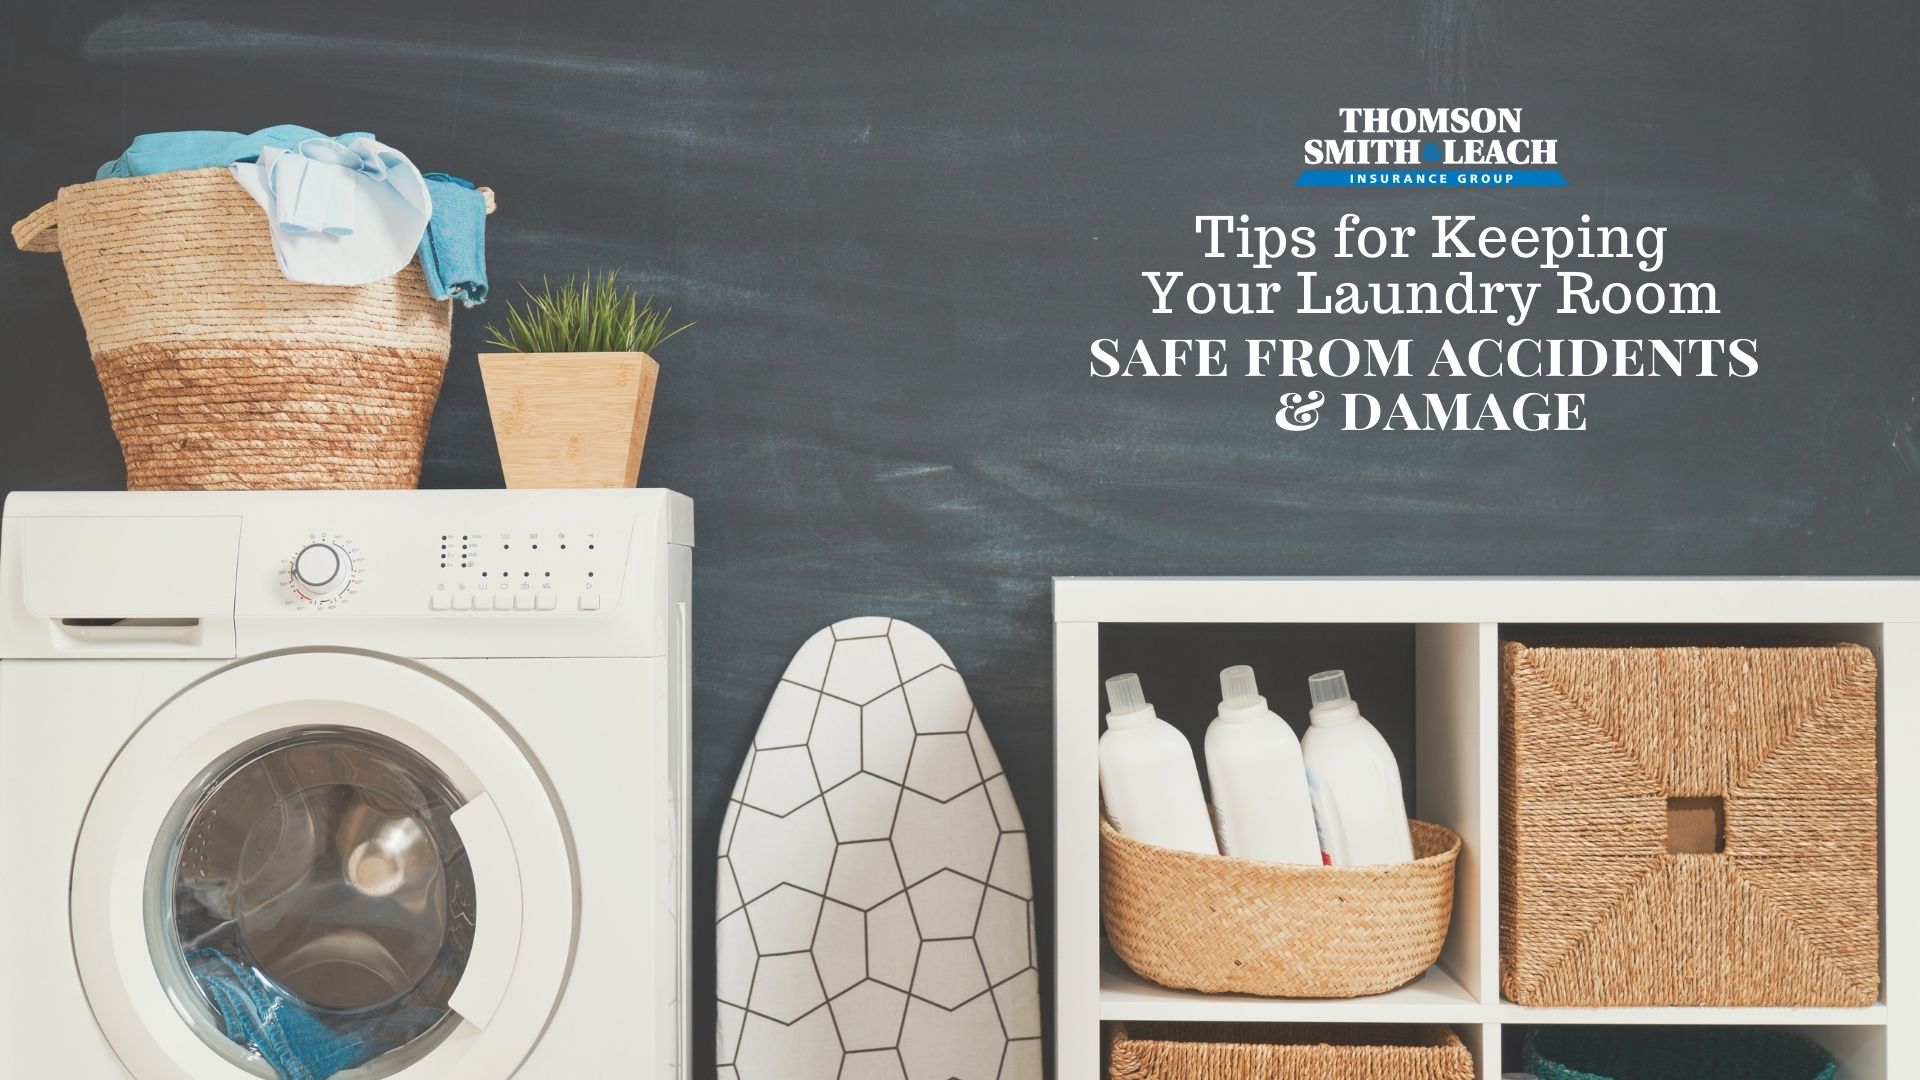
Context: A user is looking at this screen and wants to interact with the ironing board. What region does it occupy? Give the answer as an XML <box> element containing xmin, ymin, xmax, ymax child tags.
<box><xmin>717</xmin><ymin>617</ymin><xmax>1041</xmax><ymax>1080</ymax></box>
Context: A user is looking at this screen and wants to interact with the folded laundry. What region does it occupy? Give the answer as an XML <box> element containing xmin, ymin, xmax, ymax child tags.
<box><xmin>232</xmin><ymin>136</ymin><xmax>432</xmax><ymax>287</ymax></box>
<box><xmin>95</xmin><ymin>126</ymin><xmax>487</xmax><ymax>303</ymax></box>
<box><xmin>187</xmin><ymin>948</ymin><xmax>440</xmax><ymax>1080</ymax></box>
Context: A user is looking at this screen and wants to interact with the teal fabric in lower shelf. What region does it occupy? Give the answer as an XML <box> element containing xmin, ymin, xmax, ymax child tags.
<box><xmin>1525</xmin><ymin>1027</ymin><xmax>1837</xmax><ymax>1080</ymax></box>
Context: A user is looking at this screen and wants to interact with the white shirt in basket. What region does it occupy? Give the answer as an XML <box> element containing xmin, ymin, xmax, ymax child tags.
<box><xmin>230</xmin><ymin>136</ymin><xmax>431</xmax><ymax>287</ymax></box>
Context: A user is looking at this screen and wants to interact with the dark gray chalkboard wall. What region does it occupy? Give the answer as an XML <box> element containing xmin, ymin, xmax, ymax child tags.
<box><xmin>4</xmin><ymin>1</ymin><xmax>1917</xmax><ymax>1073</ymax></box>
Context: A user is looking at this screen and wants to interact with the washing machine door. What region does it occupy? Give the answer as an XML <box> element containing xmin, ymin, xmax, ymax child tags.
<box><xmin>71</xmin><ymin>653</ymin><xmax>574</xmax><ymax>1080</ymax></box>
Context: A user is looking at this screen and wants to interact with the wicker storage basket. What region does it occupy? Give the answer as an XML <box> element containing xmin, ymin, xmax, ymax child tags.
<box><xmin>1501</xmin><ymin>639</ymin><xmax>1880</xmax><ymax>1008</ymax></box>
<box><xmin>13</xmin><ymin>168</ymin><xmax>491</xmax><ymax>489</ymax></box>
<box><xmin>1109</xmin><ymin>1022</ymin><xmax>1475</xmax><ymax>1080</ymax></box>
<box><xmin>1100</xmin><ymin>815</ymin><xmax>1459</xmax><ymax>997</ymax></box>
<box><xmin>1524</xmin><ymin>1026</ymin><xmax>1837</xmax><ymax>1080</ymax></box>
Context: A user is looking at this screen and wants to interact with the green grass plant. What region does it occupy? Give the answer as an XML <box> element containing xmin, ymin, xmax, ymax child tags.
<box><xmin>483</xmin><ymin>272</ymin><xmax>692</xmax><ymax>354</ymax></box>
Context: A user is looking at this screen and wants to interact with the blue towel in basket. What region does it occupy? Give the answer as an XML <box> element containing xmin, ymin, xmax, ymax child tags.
<box><xmin>420</xmin><ymin>173</ymin><xmax>489</xmax><ymax>307</ymax></box>
<box><xmin>96</xmin><ymin>126</ymin><xmax>372</xmax><ymax>180</ymax></box>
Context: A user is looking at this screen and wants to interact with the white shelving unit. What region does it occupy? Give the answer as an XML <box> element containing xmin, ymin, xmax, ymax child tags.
<box><xmin>1054</xmin><ymin>578</ymin><xmax>1914</xmax><ymax>1079</ymax></box>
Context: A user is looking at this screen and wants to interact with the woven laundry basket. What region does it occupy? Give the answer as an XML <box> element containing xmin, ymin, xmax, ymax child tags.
<box><xmin>1501</xmin><ymin>639</ymin><xmax>1880</xmax><ymax>1007</ymax></box>
<box><xmin>1109</xmin><ymin>1022</ymin><xmax>1475</xmax><ymax>1080</ymax></box>
<box><xmin>1524</xmin><ymin>1026</ymin><xmax>1836</xmax><ymax>1080</ymax></box>
<box><xmin>1100</xmin><ymin>814</ymin><xmax>1459</xmax><ymax>997</ymax></box>
<box><xmin>13</xmin><ymin>168</ymin><xmax>492</xmax><ymax>489</ymax></box>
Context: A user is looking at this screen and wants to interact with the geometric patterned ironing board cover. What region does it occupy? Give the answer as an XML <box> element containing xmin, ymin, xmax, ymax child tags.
<box><xmin>717</xmin><ymin>617</ymin><xmax>1042</xmax><ymax>1080</ymax></box>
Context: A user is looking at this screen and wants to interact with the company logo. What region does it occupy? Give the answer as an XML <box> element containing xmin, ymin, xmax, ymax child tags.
<box><xmin>1297</xmin><ymin>107</ymin><xmax>1567</xmax><ymax>188</ymax></box>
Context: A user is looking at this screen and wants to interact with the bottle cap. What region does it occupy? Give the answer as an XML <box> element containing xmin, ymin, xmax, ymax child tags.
<box><xmin>1218</xmin><ymin>665</ymin><xmax>1261</xmax><ymax>709</ymax></box>
<box><xmin>1104</xmin><ymin>673</ymin><xmax>1149</xmax><ymax>716</ymax></box>
<box><xmin>1308</xmin><ymin>669</ymin><xmax>1351</xmax><ymax>706</ymax></box>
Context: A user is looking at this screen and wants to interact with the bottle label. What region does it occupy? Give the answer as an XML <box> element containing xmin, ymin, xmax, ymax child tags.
<box><xmin>1306</xmin><ymin>767</ymin><xmax>1334</xmax><ymax>865</ymax></box>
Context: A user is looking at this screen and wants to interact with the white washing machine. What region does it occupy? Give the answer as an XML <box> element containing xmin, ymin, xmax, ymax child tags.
<box><xmin>0</xmin><ymin>489</ymin><xmax>691</xmax><ymax>1080</ymax></box>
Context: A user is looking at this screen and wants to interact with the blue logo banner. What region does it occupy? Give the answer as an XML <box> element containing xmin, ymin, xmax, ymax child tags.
<box><xmin>1296</xmin><ymin>168</ymin><xmax>1568</xmax><ymax>188</ymax></box>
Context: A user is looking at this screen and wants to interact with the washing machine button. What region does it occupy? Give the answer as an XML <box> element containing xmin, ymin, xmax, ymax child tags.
<box><xmin>452</xmin><ymin>592</ymin><xmax>473</xmax><ymax>611</ymax></box>
<box><xmin>493</xmin><ymin>592</ymin><xmax>514</xmax><ymax>611</ymax></box>
<box><xmin>579</xmin><ymin>592</ymin><xmax>601</xmax><ymax>611</ymax></box>
<box><xmin>536</xmin><ymin>591</ymin><xmax>557</xmax><ymax>610</ymax></box>
<box><xmin>430</xmin><ymin>592</ymin><xmax>450</xmax><ymax>611</ymax></box>
<box><xmin>514</xmin><ymin>590</ymin><xmax>534</xmax><ymax>611</ymax></box>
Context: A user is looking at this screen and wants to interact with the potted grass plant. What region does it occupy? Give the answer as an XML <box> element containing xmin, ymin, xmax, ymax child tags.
<box><xmin>479</xmin><ymin>272</ymin><xmax>692</xmax><ymax>488</ymax></box>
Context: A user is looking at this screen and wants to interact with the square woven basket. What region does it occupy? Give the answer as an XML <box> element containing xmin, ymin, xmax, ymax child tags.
<box><xmin>1108</xmin><ymin>1022</ymin><xmax>1475</xmax><ymax>1080</ymax></box>
<box><xmin>1500</xmin><ymin>638</ymin><xmax>1880</xmax><ymax>1007</ymax></box>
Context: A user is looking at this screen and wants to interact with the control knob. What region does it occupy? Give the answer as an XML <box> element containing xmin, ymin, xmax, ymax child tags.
<box><xmin>293</xmin><ymin>542</ymin><xmax>352</xmax><ymax>598</ymax></box>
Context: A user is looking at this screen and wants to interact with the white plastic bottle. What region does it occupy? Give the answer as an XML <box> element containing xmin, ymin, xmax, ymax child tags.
<box><xmin>1203</xmin><ymin>665</ymin><xmax>1321</xmax><ymax>864</ymax></box>
<box><xmin>1098</xmin><ymin>673</ymin><xmax>1217</xmax><ymax>855</ymax></box>
<box><xmin>1300</xmin><ymin>670</ymin><xmax>1415</xmax><ymax>866</ymax></box>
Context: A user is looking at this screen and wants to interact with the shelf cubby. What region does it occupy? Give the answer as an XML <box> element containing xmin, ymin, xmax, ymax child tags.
<box><xmin>1055</xmin><ymin>579</ymin><xmax>1913</xmax><ymax>1078</ymax></box>
<box><xmin>1501</xmin><ymin>1023</ymin><xmax>1886</xmax><ymax>1079</ymax></box>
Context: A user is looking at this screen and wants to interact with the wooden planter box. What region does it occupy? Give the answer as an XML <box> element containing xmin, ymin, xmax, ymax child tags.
<box><xmin>479</xmin><ymin>351</ymin><xmax>658</xmax><ymax>488</ymax></box>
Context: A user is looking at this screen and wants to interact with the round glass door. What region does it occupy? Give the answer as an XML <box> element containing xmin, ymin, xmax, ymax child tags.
<box><xmin>151</xmin><ymin>729</ymin><xmax>476</xmax><ymax>1079</ymax></box>
<box><xmin>72</xmin><ymin>652</ymin><xmax>575</xmax><ymax>1080</ymax></box>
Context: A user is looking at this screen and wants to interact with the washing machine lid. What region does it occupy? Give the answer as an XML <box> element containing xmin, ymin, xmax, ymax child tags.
<box><xmin>71</xmin><ymin>652</ymin><xmax>575</xmax><ymax>1080</ymax></box>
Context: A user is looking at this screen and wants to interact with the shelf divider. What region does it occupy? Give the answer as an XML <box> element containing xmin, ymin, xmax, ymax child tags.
<box><xmin>1098</xmin><ymin>942</ymin><xmax>1482</xmax><ymax>1023</ymax></box>
<box><xmin>1054</xmin><ymin>618</ymin><xmax>1101</xmax><ymax>1079</ymax></box>
<box><xmin>1413</xmin><ymin>621</ymin><xmax>1494</xmax><ymax>1005</ymax></box>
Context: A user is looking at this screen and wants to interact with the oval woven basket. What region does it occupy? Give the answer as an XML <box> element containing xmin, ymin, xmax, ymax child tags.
<box><xmin>1110</xmin><ymin>1022</ymin><xmax>1475</xmax><ymax>1080</ymax></box>
<box><xmin>1524</xmin><ymin>1026</ymin><xmax>1836</xmax><ymax>1080</ymax></box>
<box><xmin>12</xmin><ymin>168</ymin><xmax>492</xmax><ymax>490</ymax></box>
<box><xmin>1100</xmin><ymin>814</ymin><xmax>1459</xmax><ymax>997</ymax></box>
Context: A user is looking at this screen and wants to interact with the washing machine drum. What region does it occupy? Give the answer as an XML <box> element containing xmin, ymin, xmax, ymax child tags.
<box><xmin>169</xmin><ymin>731</ymin><xmax>475</xmax><ymax>1065</ymax></box>
<box><xmin>70</xmin><ymin>653</ymin><xmax>576</xmax><ymax>1080</ymax></box>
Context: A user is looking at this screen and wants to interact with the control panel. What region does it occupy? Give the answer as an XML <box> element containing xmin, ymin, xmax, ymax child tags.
<box><xmin>430</xmin><ymin>527</ymin><xmax>612</xmax><ymax>613</ymax></box>
<box><xmin>266</xmin><ymin>515</ymin><xmax>626</xmax><ymax>618</ymax></box>
<box><xmin>0</xmin><ymin>489</ymin><xmax>690</xmax><ymax>659</ymax></box>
